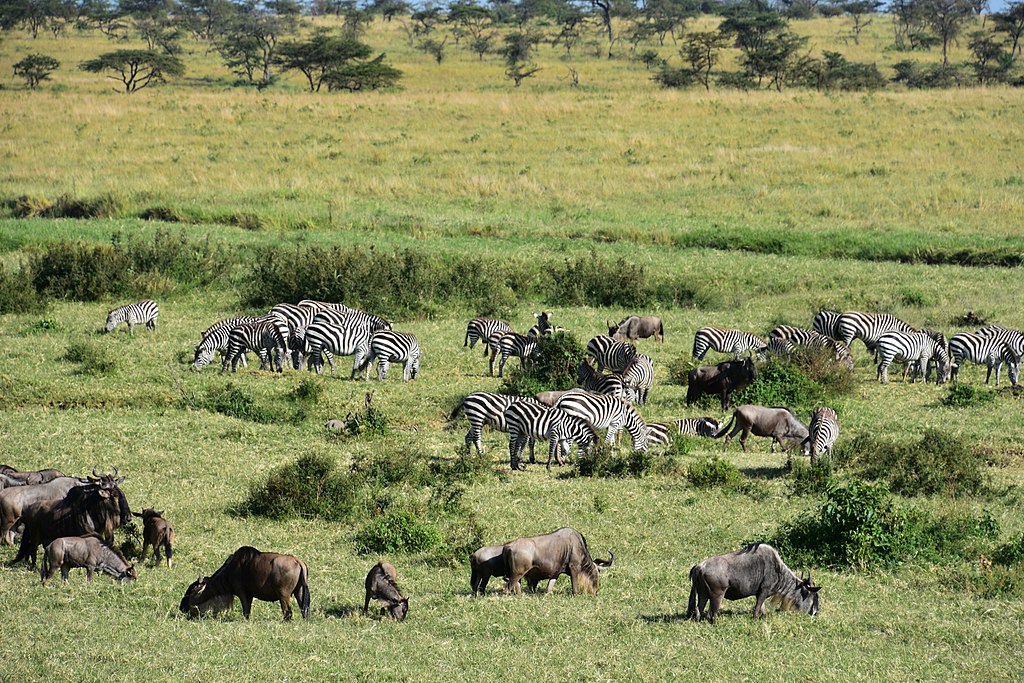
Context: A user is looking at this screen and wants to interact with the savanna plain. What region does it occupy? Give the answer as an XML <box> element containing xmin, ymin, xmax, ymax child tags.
<box><xmin>1</xmin><ymin>12</ymin><xmax>1024</xmax><ymax>683</ymax></box>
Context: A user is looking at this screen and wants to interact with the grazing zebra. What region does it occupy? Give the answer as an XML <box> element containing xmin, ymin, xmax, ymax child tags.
<box><xmin>464</xmin><ymin>318</ymin><xmax>512</xmax><ymax>355</ymax></box>
<box><xmin>359</xmin><ymin>331</ymin><xmax>421</xmax><ymax>381</ymax></box>
<box><xmin>192</xmin><ymin>316</ymin><xmax>260</xmax><ymax>370</ymax></box>
<box><xmin>691</xmin><ymin>327</ymin><xmax>767</xmax><ymax>361</ymax></box>
<box><xmin>812</xmin><ymin>310</ymin><xmax>842</xmax><ymax>340</ymax></box>
<box><xmin>766</xmin><ymin>336</ymin><xmax>797</xmax><ymax>359</ymax></box>
<box><xmin>298</xmin><ymin>300</ymin><xmax>359</xmax><ymax>315</ymax></box>
<box><xmin>269</xmin><ymin>303</ymin><xmax>319</xmax><ymax>368</ymax></box>
<box><xmin>577</xmin><ymin>359</ymin><xmax>631</xmax><ymax>401</ymax></box>
<box><xmin>490</xmin><ymin>332</ymin><xmax>538</xmax><ymax>378</ymax></box>
<box><xmin>835</xmin><ymin>312</ymin><xmax>915</xmax><ymax>355</ymax></box>
<box><xmin>676</xmin><ymin>417</ymin><xmax>721</xmax><ymax>438</ymax></box>
<box><xmin>644</xmin><ymin>422</ymin><xmax>674</xmax><ymax>447</ymax></box>
<box><xmin>504</xmin><ymin>401</ymin><xmax>597</xmax><ymax>470</ymax></box>
<box><xmin>802</xmin><ymin>407</ymin><xmax>839</xmax><ymax>465</ymax></box>
<box><xmin>875</xmin><ymin>331</ymin><xmax>949</xmax><ymax>384</ymax></box>
<box><xmin>553</xmin><ymin>392</ymin><xmax>648</xmax><ymax>452</ymax></box>
<box><xmin>526</xmin><ymin>311</ymin><xmax>553</xmax><ymax>338</ymax></box>
<box><xmin>312</xmin><ymin>308</ymin><xmax>392</xmax><ymax>334</ymax></box>
<box><xmin>976</xmin><ymin>324</ymin><xmax>1024</xmax><ymax>357</ymax></box>
<box><xmin>105</xmin><ymin>300</ymin><xmax>158</xmax><ymax>334</ymax></box>
<box><xmin>769</xmin><ymin>325</ymin><xmax>855</xmax><ymax>370</ymax></box>
<box><xmin>586</xmin><ymin>335</ymin><xmax>637</xmax><ymax>372</ymax></box>
<box><xmin>948</xmin><ymin>333</ymin><xmax>1020</xmax><ymax>386</ymax></box>
<box><xmin>303</xmin><ymin>320</ymin><xmax>372</xmax><ymax>378</ymax></box>
<box><xmin>223</xmin><ymin>320</ymin><xmax>286</xmax><ymax>373</ymax></box>
<box><xmin>621</xmin><ymin>353</ymin><xmax>654</xmax><ymax>405</ymax></box>
<box><xmin>448</xmin><ymin>392</ymin><xmax>543</xmax><ymax>454</ymax></box>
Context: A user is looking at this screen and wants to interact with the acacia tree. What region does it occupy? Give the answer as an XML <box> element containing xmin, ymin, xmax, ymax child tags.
<box><xmin>418</xmin><ymin>35</ymin><xmax>447</xmax><ymax>63</ymax></box>
<box><xmin>992</xmin><ymin>2</ymin><xmax>1024</xmax><ymax>59</ymax></box>
<box><xmin>13</xmin><ymin>53</ymin><xmax>59</xmax><ymax>88</ymax></box>
<box><xmin>683</xmin><ymin>31</ymin><xmax>729</xmax><ymax>90</ymax></box>
<box><xmin>322</xmin><ymin>53</ymin><xmax>402</xmax><ymax>91</ymax></box>
<box><xmin>502</xmin><ymin>30</ymin><xmax>541</xmax><ymax>86</ymax></box>
<box><xmin>838</xmin><ymin>0</ymin><xmax>882</xmax><ymax>44</ymax></box>
<box><xmin>218</xmin><ymin>8</ymin><xmax>293</xmax><ymax>84</ymax></box>
<box><xmin>79</xmin><ymin>49</ymin><xmax>184</xmax><ymax>92</ymax></box>
<box><xmin>921</xmin><ymin>0</ymin><xmax>975</xmax><ymax>64</ymax></box>
<box><xmin>275</xmin><ymin>31</ymin><xmax>373</xmax><ymax>91</ymax></box>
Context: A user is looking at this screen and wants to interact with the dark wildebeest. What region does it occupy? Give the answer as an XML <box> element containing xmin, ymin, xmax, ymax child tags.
<box><xmin>180</xmin><ymin>546</ymin><xmax>311</xmax><ymax>621</ymax></box>
<box><xmin>132</xmin><ymin>508</ymin><xmax>175</xmax><ymax>568</ymax></box>
<box><xmin>0</xmin><ymin>465</ymin><xmax>66</xmax><ymax>486</ymax></box>
<box><xmin>501</xmin><ymin>527</ymin><xmax>613</xmax><ymax>595</ymax></box>
<box><xmin>715</xmin><ymin>405</ymin><xmax>809</xmax><ymax>453</ymax></box>
<box><xmin>686</xmin><ymin>542</ymin><xmax>820</xmax><ymax>624</ymax></box>
<box><xmin>40</xmin><ymin>534</ymin><xmax>137</xmax><ymax>585</ymax></box>
<box><xmin>686</xmin><ymin>358</ymin><xmax>757</xmax><ymax>411</ymax></box>
<box><xmin>363</xmin><ymin>562</ymin><xmax>408</xmax><ymax>621</ymax></box>
<box><xmin>608</xmin><ymin>316</ymin><xmax>664</xmax><ymax>343</ymax></box>
<box><xmin>0</xmin><ymin>476</ymin><xmax>86</xmax><ymax>545</ymax></box>
<box><xmin>12</xmin><ymin>471</ymin><xmax>130</xmax><ymax>568</ymax></box>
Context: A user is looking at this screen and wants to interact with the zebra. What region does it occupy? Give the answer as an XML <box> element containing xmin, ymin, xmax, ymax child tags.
<box><xmin>448</xmin><ymin>392</ymin><xmax>544</xmax><ymax>455</ymax></box>
<box><xmin>526</xmin><ymin>311</ymin><xmax>553</xmax><ymax>338</ymax></box>
<box><xmin>644</xmin><ymin>422</ymin><xmax>674</xmax><ymax>447</ymax></box>
<box><xmin>577</xmin><ymin>359</ymin><xmax>631</xmax><ymax>401</ymax></box>
<box><xmin>769</xmin><ymin>325</ymin><xmax>854</xmax><ymax>370</ymax></box>
<box><xmin>976</xmin><ymin>324</ymin><xmax>1024</xmax><ymax>357</ymax></box>
<box><xmin>586</xmin><ymin>335</ymin><xmax>637</xmax><ymax>372</ymax></box>
<box><xmin>222</xmin><ymin>320</ymin><xmax>287</xmax><ymax>373</ymax></box>
<box><xmin>464</xmin><ymin>318</ymin><xmax>512</xmax><ymax>355</ymax></box>
<box><xmin>192</xmin><ymin>316</ymin><xmax>260</xmax><ymax>370</ymax></box>
<box><xmin>298</xmin><ymin>300</ymin><xmax>359</xmax><ymax>315</ymax></box>
<box><xmin>504</xmin><ymin>401</ymin><xmax>597</xmax><ymax>470</ymax></box>
<box><xmin>359</xmin><ymin>331</ymin><xmax>421</xmax><ymax>381</ymax></box>
<box><xmin>105</xmin><ymin>300</ymin><xmax>158</xmax><ymax>334</ymax></box>
<box><xmin>835</xmin><ymin>312</ymin><xmax>915</xmax><ymax>356</ymax></box>
<box><xmin>812</xmin><ymin>310</ymin><xmax>842</xmax><ymax>340</ymax></box>
<box><xmin>948</xmin><ymin>332</ymin><xmax>1020</xmax><ymax>386</ymax></box>
<box><xmin>802</xmin><ymin>407</ymin><xmax>839</xmax><ymax>465</ymax></box>
<box><xmin>676</xmin><ymin>417</ymin><xmax>721</xmax><ymax>438</ymax></box>
<box><xmin>553</xmin><ymin>391</ymin><xmax>648</xmax><ymax>452</ymax></box>
<box><xmin>875</xmin><ymin>331</ymin><xmax>949</xmax><ymax>384</ymax></box>
<box><xmin>620</xmin><ymin>353</ymin><xmax>654</xmax><ymax>405</ymax></box>
<box><xmin>691</xmin><ymin>327</ymin><xmax>767</xmax><ymax>361</ymax></box>
<box><xmin>490</xmin><ymin>332</ymin><xmax>538</xmax><ymax>378</ymax></box>
<box><xmin>303</xmin><ymin>320</ymin><xmax>372</xmax><ymax>378</ymax></box>
<box><xmin>269</xmin><ymin>303</ymin><xmax>319</xmax><ymax>368</ymax></box>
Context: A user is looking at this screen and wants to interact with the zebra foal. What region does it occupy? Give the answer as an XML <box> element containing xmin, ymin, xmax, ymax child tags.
<box><xmin>105</xmin><ymin>300</ymin><xmax>158</xmax><ymax>334</ymax></box>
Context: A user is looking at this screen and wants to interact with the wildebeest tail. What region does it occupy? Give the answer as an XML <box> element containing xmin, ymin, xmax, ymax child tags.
<box><xmin>164</xmin><ymin>527</ymin><xmax>174</xmax><ymax>567</ymax></box>
<box><xmin>298</xmin><ymin>561</ymin><xmax>311</xmax><ymax>619</ymax></box>
<box><xmin>40</xmin><ymin>548</ymin><xmax>49</xmax><ymax>583</ymax></box>
<box><xmin>659</xmin><ymin>320</ymin><xmax>665</xmax><ymax>341</ymax></box>
<box><xmin>686</xmin><ymin>566</ymin><xmax>698</xmax><ymax>620</ymax></box>
<box><xmin>713</xmin><ymin>414</ymin><xmax>736</xmax><ymax>439</ymax></box>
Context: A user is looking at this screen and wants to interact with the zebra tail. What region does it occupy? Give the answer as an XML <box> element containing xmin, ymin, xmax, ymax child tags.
<box><xmin>713</xmin><ymin>415</ymin><xmax>735</xmax><ymax>439</ymax></box>
<box><xmin>446</xmin><ymin>397</ymin><xmax>466</xmax><ymax>422</ymax></box>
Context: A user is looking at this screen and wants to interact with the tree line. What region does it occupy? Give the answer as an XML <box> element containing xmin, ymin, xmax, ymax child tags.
<box><xmin>3</xmin><ymin>0</ymin><xmax>1023</xmax><ymax>91</ymax></box>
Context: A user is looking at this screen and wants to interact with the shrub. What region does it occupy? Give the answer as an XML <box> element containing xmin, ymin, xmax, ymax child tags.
<box><xmin>115</xmin><ymin>519</ymin><xmax>143</xmax><ymax>559</ymax></box>
<box><xmin>0</xmin><ymin>263</ymin><xmax>47</xmax><ymax>315</ymax></box>
<box><xmin>290</xmin><ymin>377</ymin><xmax>324</xmax><ymax>404</ymax></box>
<box><xmin>354</xmin><ymin>509</ymin><xmax>443</xmax><ymax>554</ymax></box>
<box><xmin>993</xmin><ymin>533</ymin><xmax>1024</xmax><ymax>566</ymax></box>
<box><xmin>25</xmin><ymin>318</ymin><xmax>64</xmax><ymax>333</ymax></box>
<box><xmin>687</xmin><ymin>454</ymin><xmax>742</xmax><ymax>489</ymax></box>
<box><xmin>63</xmin><ymin>341</ymin><xmax>118</xmax><ymax>376</ymax></box>
<box><xmin>731</xmin><ymin>358</ymin><xmax>826</xmax><ymax>414</ymax></box>
<box><xmin>239</xmin><ymin>452</ymin><xmax>357</xmax><ymax>521</ymax></box>
<box><xmin>197</xmin><ymin>383</ymin><xmax>291</xmax><ymax>424</ymax></box>
<box><xmin>549</xmin><ymin>250</ymin><xmax>655</xmax><ymax>307</ymax></box>
<box><xmin>789</xmin><ymin>458</ymin><xmax>837</xmax><ymax>496</ymax></box>
<box><xmin>499</xmin><ymin>331</ymin><xmax>585</xmax><ymax>396</ymax></box>
<box><xmin>573</xmin><ymin>441</ymin><xmax>663</xmax><ymax>478</ymax></box>
<box><xmin>942</xmin><ymin>383</ymin><xmax>996</xmax><ymax>408</ymax></box>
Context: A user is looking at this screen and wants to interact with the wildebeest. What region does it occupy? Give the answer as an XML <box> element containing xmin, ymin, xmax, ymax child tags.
<box><xmin>0</xmin><ymin>465</ymin><xmax>66</xmax><ymax>486</ymax></box>
<box><xmin>363</xmin><ymin>562</ymin><xmax>408</xmax><ymax>621</ymax></box>
<box><xmin>534</xmin><ymin>388</ymin><xmax>585</xmax><ymax>407</ymax></box>
<box><xmin>0</xmin><ymin>476</ymin><xmax>87</xmax><ymax>546</ymax></box>
<box><xmin>501</xmin><ymin>527</ymin><xmax>613</xmax><ymax>595</ymax></box>
<box><xmin>686</xmin><ymin>542</ymin><xmax>820</xmax><ymax>623</ymax></box>
<box><xmin>608</xmin><ymin>316</ymin><xmax>664</xmax><ymax>343</ymax></box>
<box><xmin>686</xmin><ymin>358</ymin><xmax>757</xmax><ymax>411</ymax></box>
<box><xmin>715</xmin><ymin>405</ymin><xmax>809</xmax><ymax>453</ymax></box>
<box><xmin>469</xmin><ymin>545</ymin><xmax>509</xmax><ymax>595</ymax></box>
<box><xmin>40</xmin><ymin>534</ymin><xmax>137</xmax><ymax>585</ymax></box>
<box><xmin>12</xmin><ymin>471</ymin><xmax>130</xmax><ymax>567</ymax></box>
<box><xmin>132</xmin><ymin>508</ymin><xmax>174</xmax><ymax>568</ymax></box>
<box><xmin>180</xmin><ymin>546</ymin><xmax>310</xmax><ymax>620</ymax></box>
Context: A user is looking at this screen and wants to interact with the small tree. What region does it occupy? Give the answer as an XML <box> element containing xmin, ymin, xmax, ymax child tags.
<box><xmin>79</xmin><ymin>49</ymin><xmax>184</xmax><ymax>92</ymax></box>
<box><xmin>275</xmin><ymin>31</ymin><xmax>373</xmax><ymax>91</ymax></box>
<box><xmin>502</xmin><ymin>30</ymin><xmax>541</xmax><ymax>86</ymax></box>
<box><xmin>322</xmin><ymin>54</ymin><xmax>402</xmax><ymax>91</ymax></box>
<box><xmin>968</xmin><ymin>30</ymin><xmax>1013</xmax><ymax>83</ymax></box>
<box><xmin>469</xmin><ymin>31</ymin><xmax>495</xmax><ymax>60</ymax></box>
<box><xmin>992</xmin><ymin>2</ymin><xmax>1024</xmax><ymax>60</ymax></box>
<box><xmin>683</xmin><ymin>30</ymin><xmax>729</xmax><ymax>90</ymax></box>
<box><xmin>921</xmin><ymin>0</ymin><xmax>975</xmax><ymax>65</ymax></box>
<box><xmin>838</xmin><ymin>0</ymin><xmax>882</xmax><ymax>44</ymax></box>
<box><xmin>13</xmin><ymin>53</ymin><xmax>59</xmax><ymax>89</ymax></box>
<box><xmin>417</xmin><ymin>35</ymin><xmax>448</xmax><ymax>63</ymax></box>
<box><xmin>217</xmin><ymin>8</ymin><xmax>293</xmax><ymax>85</ymax></box>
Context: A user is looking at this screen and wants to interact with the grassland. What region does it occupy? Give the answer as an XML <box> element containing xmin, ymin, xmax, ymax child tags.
<box><xmin>1</xmin><ymin>12</ymin><xmax>1024</xmax><ymax>683</ymax></box>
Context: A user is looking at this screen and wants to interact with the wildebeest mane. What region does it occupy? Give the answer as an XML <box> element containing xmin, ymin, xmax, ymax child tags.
<box><xmin>65</xmin><ymin>483</ymin><xmax>130</xmax><ymax>534</ymax></box>
<box><xmin>737</xmin><ymin>541</ymin><xmax>765</xmax><ymax>555</ymax></box>
<box><xmin>211</xmin><ymin>545</ymin><xmax>262</xmax><ymax>579</ymax></box>
<box><xmin>577</xmin><ymin>532</ymin><xmax>599</xmax><ymax>581</ymax></box>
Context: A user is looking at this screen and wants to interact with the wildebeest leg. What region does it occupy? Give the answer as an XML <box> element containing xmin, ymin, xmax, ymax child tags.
<box><xmin>153</xmin><ymin>542</ymin><xmax>162</xmax><ymax>567</ymax></box>
<box><xmin>696</xmin><ymin>592</ymin><xmax>709</xmax><ymax>622</ymax></box>
<box><xmin>280</xmin><ymin>596</ymin><xmax>293</xmax><ymax>621</ymax></box>
<box><xmin>363</xmin><ymin>589</ymin><xmax>371</xmax><ymax>613</ymax></box>
<box><xmin>240</xmin><ymin>594</ymin><xmax>254</xmax><ymax>619</ymax></box>
<box><xmin>739</xmin><ymin>425</ymin><xmax>751</xmax><ymax>452</ymax></box>
<box><xmin>707</xmin><ymin>591</ymin><xmax>724</xmax><ymax>624</ymax></box>
<box><xmin>86</xmin><ymin>568</ymin><xmax>94</xmax><ymax>582</ymax></box>
<box><xmin>61</xmin><ymin>564</ymin><xmax>70</xmax><ymax>584</ymax></box>
<box><xmin>753</xmin><ymin>592</ymin><xmax>770</xmax><ymax>618</ymax></box>
<box><xmin>505</xmin><ymin>572</ymin><xmax>524</xmax><ymax>595</ymax></box>
<box><xmin>140</xmin><ymin>538</ymin><xmax>151</xmax><ymax>565</ymax></box>
<box><xmin>544</xmin><ymin>578</ymin><xmax>556</xmax><ymax>594</ymax></box>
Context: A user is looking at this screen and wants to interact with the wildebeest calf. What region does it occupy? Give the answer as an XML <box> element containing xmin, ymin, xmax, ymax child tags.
<box><xmin>41</xmin><ymin>534</ymin><xmax>137</xmax><ymax>585</ymax></box>
<box><xmin>363</xmin><ymin>562</ymin><xmax>408</xmax><ymax>620</ymax></box>
<box><xmin>686</xmin><ymin>358</ymin><xmax>757</xmax><ymax>410</ymax></box>
<box><xmin>132</xmin><ymin>508</ymin><xmax>174</xmax><ymax>568</ymax></box>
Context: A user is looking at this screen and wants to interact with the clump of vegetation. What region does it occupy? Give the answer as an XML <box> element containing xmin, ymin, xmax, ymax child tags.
<box><xmin>789</xmin><ymin>458</ymin><xmax>837</xmax><ymax>496</ymax></box>
<box><xmin>354</xmin><ymin>510</ymin><xmax>444</xmax><ymax>554</ymax></box>
<box><xmin>240</xmin><ymin>452</ymin><xmax>357</xmax><ymax>521</ymax></box>
<box><xmin>572</xmin><ymin>441</ymin><xmax>662</xmax><ymax>478</ymax></box>
<box><xmin>63</xmin><ymin>341</ymin><xmax>118</xmax><ymax>376</ymax></box>
<box><xmin>731</xmin><ymin>358</ymin><xmax>827</xmax><ymax>414</ymax></box>
<box><xmin>687</xmin><ymin>453</ymin><xmax>742</xmax><ymax>489</ymax></box>
<box><xmin>993</xmin><ymin>533</ymin><xmax>1024</xmax><ymax>566</ymax></box>
<box><xmin>942</xmin><ymin>383</ymin><xmax>996</xmax><ymax>408</ymax></box>
<box><xmin>25</xmin><ymin>318</ymin><xmax>64</xmax><ymax>333</ymax></box>
<box><xmin>329</xmin><ymin>394</ymin><xmax>390</xmax><ymax>437</ymax></box>
<box><xmin>0</xmin><ymin>263</ymin><xmax>48</xmax><ymax>315</ymax></box>
<box><xmin>549</xmin><ymin>250</ymin><xmax>655</xmax><ymax>308</ymax></box>
<box><xmin>115</xmin><ymin>519</ymin><xmax>143</xmax><ymax>560</ymax></box>
<box><xmin>196</xmin><ymin>383</ymin><xmax>293</xmax><ymax>424</ymax></box>
<box><xmin>500</xmin><ymin>331</ymin><xmax>584</xmax><ymax>397</ymax></box>
<box><xmin>834</xmin><ymin>430</ymin><xmax>985</xmax><ymax>497</ymax></box>
<box><xmin>666</xmin><ymin>355</ymin><xmax>700</xmax><ymax>387</ymax></box>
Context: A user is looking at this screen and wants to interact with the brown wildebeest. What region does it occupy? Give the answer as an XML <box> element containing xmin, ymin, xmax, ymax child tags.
<box><xmin>686</xmin><ymin>542</ymin><xmax>820</xmax><ymax>624</ymax></box>
<box><xmin>0</xmin><ymin>466</ymin><xmax>66</xmax><ymax>486</ymax></box>
<box><xmin>132</xmin><ymin>508</ymin><xmax>174</xmax><ymax>568</ymax></box>
<box><xmin>41</xmin><ymin>534</ymin><xmax>137</xmax><ymax>585</ymax></box>
<box><xmin>0</xmin><ymin>476</ymin><xmax>84</xmax><ymax>545</ymax></box>
<box><xmin>12</xmin><ymin>471</ymin><xmax>130</xmax><ymax>568</ymax></box>
<box><xmin>715</xmin><ymin>405</ymin><xmax>809</xmax><ymax>453</ymax></box>
<box><xmin>608</xmin><ymin>316</ymin><xmax>664</xmax><ymax>343</ymax></box>
<box><xmin>501</xmin><ymin>527</ymin><xmax>613</xmax><ymax>595</ymax></box>
<box><xmin>686</xmin><ymin>358</ymin><xmax>757</xmax><ymax>410</ymax></box>
<box><xmin>363</xmin><ymin>562</ymin><xmax>408</xmax><ymax>620</ymax></box>
<box><xmin>180</xmin><ymin>546</ymin><xmax>310</xmax><ymax>621</ymax></box>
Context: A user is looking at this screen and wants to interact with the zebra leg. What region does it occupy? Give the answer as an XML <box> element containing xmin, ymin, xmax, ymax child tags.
<box><xmin>498</xmin><ymin>353</ymin><xmax>509</xmax><ymax>378</ymax></box>
<box><xmin>377</xmin><ymin>359</ymin><xmax>389</xmax><ymax>381</ymax></box>
<box><xmin>527</xmin><ymin>437</ymin><xmax>536</xmax><ymax>465</ymax></box>
<box><xmin>127</xmin><ymin>321</ymin><xmax>135</xmax><ymax>336</ymax></box>
<box><xmin>877</xmin><ymin>359</ymin><xmax>890</xmax><ymax>384</ymax></box>
<box><xmin>488</xmin><ymin>348</ymin><xmax>498</xmax><ymax>376</ymax></box>
<box><xmin>467</xmin><ymin>426</ymin><xmax>483</xmax><ymax>455</ymax></box>
<box><xmin>986</xmin><ymin>360</ymin><xmax>995</xmax><ymax>385</ymax></box>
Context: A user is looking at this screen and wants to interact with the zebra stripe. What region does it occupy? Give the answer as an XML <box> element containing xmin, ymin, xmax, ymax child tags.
<box><xmin>553</xmin><ymin>391</ymin><xmax>648</xmax><ymax>452</ymax></box>
<box><xmin>504</xmin><ymin>401</ymin><xmax>596</xmax><ymax>469</ymax></box>
<box><xmin>105</xmin><ymin>299</ymin><xmax>158</xmax><ymax>334</ymax></box>
<box><xmin>360</xmin><ymin>330</ymin><xmax>421</xmax><ymax>381</ymax></box>
<box><xmin>691</xmin><ymin>327</ymin><xmax>766</xmax><ymax>361</ymax></box>
<box><xmin>223</xmin><ymin>320</ymin><xmax>286</xmax><ymax>373</ymax></box>
<box><xmin>949</xmin><ymin>333</ymin><xmax>1020</xmax><ymax>386</ymax></box>
<box><xmin>490</xmin><ymin>332</ymin><xmax>538</xmax><ymax>378</ymax></box>
<box><xmin>976</xmin><ymin>325</ymin><xmax>1024</xmax><ymax>357</ymax></box>
<box><xmin>449</xmin><ymin>392</ymin><xmax>543</xmax><ymax>454</ymax></box>
<box><xmin>769</xmin><ymin>325</ymin><xmax>854</xmax><ymax>369</ymax></box>
<box><xmin>298</xmin><ymin>300</ymin><xmax>359</xmax><ymax>315</ymax></box>
<box><xmin>644</xmin><ymin>422</ymin><xmax>674</xmax><ymax>447</ymax></box>
<box><xmin>269</xmin><ymin>304</ymin><xmax>319</xmax><ymax>368</ymax></box>
<box><xmin>303</xmin><ymin>320</ymin><xmax>372</xmax><ymax>378</ymax></box>
<box><xmin>676</xmin><ymin>417</ymin><xmax>720</xmax><ymax>438</ymax></box>
<box><xmin>812</xmin><ymin>310</ymin><xmax>842</xmax><ymax>339</ymax></box>
<box><xmin>620</xmin><ymin>353</ymin><xmax>654</xmax><ymax>405</ymax></box>
<box><xmin>464</xmin><ymin>318</ymin><xmax>512</xmax><ymax>355</ymax></box>
<box><xmin>803</xmin><ymin>407</ymin><xmax>839</xmax><ymax>464</ymax></box>
<box><xmin>586</xmin><ymin>335</ymin><xmax>637</xmax><ymax>372</ymax></box>
<box><xmin>311</xmin><ymin>308</ymin><xmax>392</xmax><ymax>333</ymax></box>
<box><xmin>875</xmin><ymin>331</ymin><xmax>949</xmax><ymax>384</ymax></box>
<box><xmin>577</xmin><ymin>359</ymin><xmax>631</xmax><ymax>401</ymax></box>
<box><xmin>836</xmin><ymin>312</ymin><xmax>914</xmax><ymax>354</ymax></box>
<box><xmin>193</xmin><ymin>316</ymin><xmax>260</xmax><ymax>370</ymax></box>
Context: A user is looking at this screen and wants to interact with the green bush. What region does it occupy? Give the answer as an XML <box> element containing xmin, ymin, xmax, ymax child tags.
<box><xmin>687</xmin><ymin>454</ymin><xmax>742</xmax><ymax>489</ymax></box>
<box><xmin>15</xmin><ymin>192</ymin><xmax>125</xmax><ymax>219</ymax></box>
<box><xmin>789</xmin><ymin>458</ymin><xmax>837</xmax><ymax>496</ymax></box>
<box><xmin>993</xmin><ymin>533</ymin><xmax>1024</xmax><ymax>566</ymax></box>
<box><xmin>731</xmin><ymin>358</ymin><xmax>827</xmax><ymax>414</ymax></box>
<box><xmin>239</xmin><ymin>452</ymin><xmax>357</xmax><ymax>521</ymax></box>
<box><xmin>500</xmin><ymin>331</ymin><xmax>585</xmax><ymax>396</ymax></box>
<box><xmin>63</xmin><ymin>341</ymin><xmax>118</xmax><ymax>376</ymax></box>
<box><xmin>289</xmin><ymin>377</ymin><xmax>324</xmax><ymax>404</ymax></box>
<box><xmin>573</xmin><ymin>441</ymin><xmax>669</xmax><ymax>478</ymax></box>
<box><xmin>549</xmin><ymin>249</ymin><xmax>655</xmax><ymax>308</ymax></box>
<box><xmin>197</xmin><ymin>383</ymin><xmax>291</xmax><ymax>424</ymax></box>
<box><xmin>354</xmin><ymin>509</ymin><xmax>444</xmax><ymax>554</ymax></box>
<box><xmin>25</xmin><ymin>318</ymin><xmax>64</xmax><ymax>333</ymax></box>
<box><xmin>942</xmin><ymin>383</ymin><xmax>996</xmax><ymax>408</ymax></box>
<box><xmin>0</xmin><ymin>263</ymin><xmax>47</xmax><ymax>315</ymax></box>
